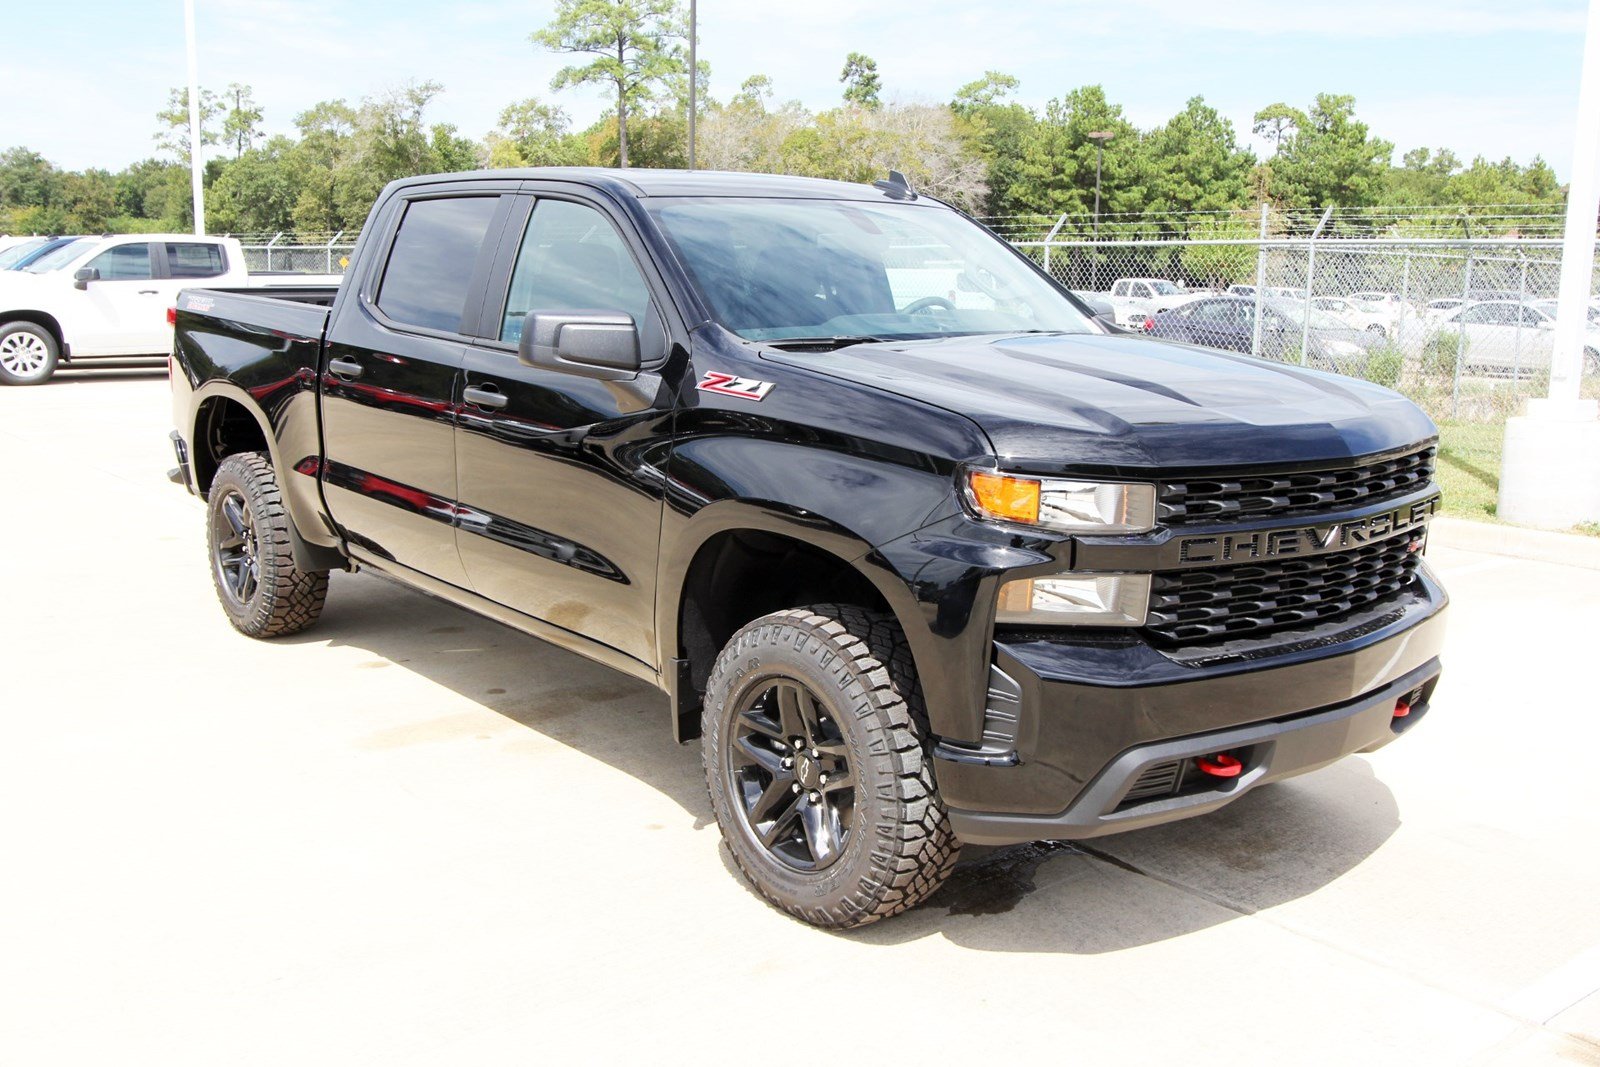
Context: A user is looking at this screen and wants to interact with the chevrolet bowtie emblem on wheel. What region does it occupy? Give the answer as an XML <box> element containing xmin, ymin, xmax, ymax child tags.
<box><xmin>697</xmin><ymin>371</ymin><xmax>775</xmax><ymax>401</ymax></box>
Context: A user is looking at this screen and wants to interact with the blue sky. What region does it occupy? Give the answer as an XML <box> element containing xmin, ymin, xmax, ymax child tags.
<box><xmin>5</xmin><ymin>0</ymin><xmax>1589</xmax><ymax>184</ymax></box>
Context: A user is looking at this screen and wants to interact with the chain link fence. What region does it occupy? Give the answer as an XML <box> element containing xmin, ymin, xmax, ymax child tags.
<box><xmin>235</xmin><ymin>233</ymin><xmax>354</xmax><ymax>275</ymax></box>
<box><xmin>1002</xmin><ymin>213</ymin><xmax>1599</xmax><ymax>424</ymax></box>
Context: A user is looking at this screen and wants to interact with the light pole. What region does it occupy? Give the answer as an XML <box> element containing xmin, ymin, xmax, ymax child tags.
<box><xmin>184</xmin><ymin>0</ymin><xmax>205</xmax><ymax>234</ymax></box>
<box><xmin>687</xmin><ymin>0</ymin><xmax>697</xmax><ymax>170</ymax></box>
<box><xmin>1088</xmin><ymin>130</ymin><xmax>1114</xmax><ymax>239</ymax></box>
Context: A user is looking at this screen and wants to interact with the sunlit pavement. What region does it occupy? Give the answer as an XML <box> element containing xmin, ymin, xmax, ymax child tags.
<box><xmin>2</xmin><ymin>370</ymin><xmax>1597</xmax><ymax>1065</ymax></box>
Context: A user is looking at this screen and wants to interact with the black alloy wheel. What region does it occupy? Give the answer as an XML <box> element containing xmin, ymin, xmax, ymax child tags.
<box><xmin>730</xmin><ymin>677</ymin><xmax>855</xmax><ymax>871</ymax></box>
<box><xmin>211</xmin><ymin>487</ymin><xmax>261</xmax><ymax>611</ymax></box>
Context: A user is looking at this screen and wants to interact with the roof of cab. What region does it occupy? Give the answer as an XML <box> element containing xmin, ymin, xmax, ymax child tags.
<box><xmin>387</xmin><ymin>167</ymin><xmax>931</xmax><ymax>203</ymax></box>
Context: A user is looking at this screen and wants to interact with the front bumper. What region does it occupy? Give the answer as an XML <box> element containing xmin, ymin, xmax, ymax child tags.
<box><xmin>937</xmin><ymin>571</ymin><xmax>1448</xmax><ymax>845</ymax></box>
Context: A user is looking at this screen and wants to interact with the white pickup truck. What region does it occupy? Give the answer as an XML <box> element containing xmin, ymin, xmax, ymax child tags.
<box><xmin>1105</xmin><ymin>277</ymin><xmax>1196</xmax><ymax>329</ymax></box>
<box><xmin>0</xmin><ymin>234</ymin><xmax>339</xmax><ymax>385</ymax></box>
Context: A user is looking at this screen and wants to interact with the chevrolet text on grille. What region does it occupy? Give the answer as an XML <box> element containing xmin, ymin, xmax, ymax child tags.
<box><xmin>1174</xmin><ymin>498</ymin><xmax>1438</xmax><ymax>565</ymax></box>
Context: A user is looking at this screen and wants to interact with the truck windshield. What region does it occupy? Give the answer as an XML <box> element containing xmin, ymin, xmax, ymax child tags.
<box><xmin>22</xmin><ymin>238</ymin><xmax>96</xmax><ymax>273</ymax></box>
<box><xmin>648</xmin><ymin>198</ymin><xmax>1093</xmax><ymax>342</ymax></box>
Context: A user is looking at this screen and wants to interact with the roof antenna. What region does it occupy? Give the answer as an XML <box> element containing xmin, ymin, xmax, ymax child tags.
<box><xmin>873</xmin><ymin>169</ymin><xmax>917</xmax><ymax>200</ymax></box>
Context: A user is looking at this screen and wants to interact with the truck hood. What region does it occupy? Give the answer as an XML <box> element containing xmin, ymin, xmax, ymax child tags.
<box><xmin>763</xmin><ymin>331</ymin><xmax>1436</xmax><ymax>471</ymax></box>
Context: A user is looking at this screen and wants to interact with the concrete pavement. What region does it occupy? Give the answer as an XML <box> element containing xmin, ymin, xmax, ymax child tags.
<box><xmin>2</xmin><ymin>370</ymin><xmax>1597</xmax><ymax>1065</ymax></box>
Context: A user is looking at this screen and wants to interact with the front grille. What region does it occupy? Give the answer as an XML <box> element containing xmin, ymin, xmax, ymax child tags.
<box><xmin>1145</xmin><ymin>529</ymin><xmax>1422</xmax><ymax>646</ymax></box>
<box><xmin>1158</xmin><ymin>447</ymin><xmax>1435</xmax><ymax>526</ymax></box>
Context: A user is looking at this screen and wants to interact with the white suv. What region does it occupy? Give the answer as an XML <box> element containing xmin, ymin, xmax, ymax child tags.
<box><xmin>0</xmin><ymin>234</ymin><xmax>332</xmax><ymax>385</ymax></box>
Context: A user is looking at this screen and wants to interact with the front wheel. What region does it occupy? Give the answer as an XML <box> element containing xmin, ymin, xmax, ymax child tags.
<box><xmin>0</xmin><ymin>322</ymin><xmax>59</xmax><ymax>386</ymax></box>
<box><xmin>703</xmin><ymin>604</ymin><xmax>960</xmax><ymax>929</ymax></box>
<box><xmin>206</xmin><ymin>452</ymin><xmax>329</xmax><ymax>638</ymax></box>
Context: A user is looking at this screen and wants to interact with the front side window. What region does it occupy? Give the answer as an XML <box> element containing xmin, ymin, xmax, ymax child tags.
<box><xmin>85</xmin><ymin>243</ymin><xmax>154</xmax><ymax>281</ymax></box>
<box><xmin>376</xmin><ymin>196</ymin><xmax>501</xmax><ymax>333</ymax></box>
<box><xmin>649</xmin><ymin>197</ymin><xmax>1094</xmax><ymax>342</ymax></box>
<box><xmin>499</xmin><ymin>199</ymin><xmax>654</xmax><ymax>344</ymax></box>
<box><xmin>165</xmin><ymin>242</ymin><xmax>226</xmax><ymax>279</ymax></box>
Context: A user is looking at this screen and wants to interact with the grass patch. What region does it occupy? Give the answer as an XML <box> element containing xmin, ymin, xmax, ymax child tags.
<box><xmin>1434</xmin><ymin>420</ymin><xmax>1504</xmax><ymax>522</ymax></box>
<box><xmin>1433</xmin><ymin>421</ymin><xmax>1600</xmax><ymax>536</ymax></box>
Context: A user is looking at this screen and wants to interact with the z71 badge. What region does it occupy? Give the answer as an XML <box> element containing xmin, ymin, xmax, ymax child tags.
<box><xmin>697</xmin><ymin>371</ymin><xmax>775</xmax><ymax>401</ymax></box>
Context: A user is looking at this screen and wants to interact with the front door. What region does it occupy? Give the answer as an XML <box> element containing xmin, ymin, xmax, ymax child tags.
<box><xmin>320</xmin><ymin>186</ymin><xmax>517</xmax><ymax>586</ymax></box>
<box><xmin>72</xmin><ymin>242</ymin><xmax>165</xmax><ymax>354</ymax></box>
<box><xmin>454</xmin><ymin>191</ymin><xmax>678</xmax><ymax>666</ymax></box>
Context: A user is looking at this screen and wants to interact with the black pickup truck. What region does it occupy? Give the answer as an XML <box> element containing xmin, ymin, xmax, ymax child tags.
<box><xmin>169</xmin><ymin>168</ymin><xmax>1447</xmax><ymax>929</ymax></box>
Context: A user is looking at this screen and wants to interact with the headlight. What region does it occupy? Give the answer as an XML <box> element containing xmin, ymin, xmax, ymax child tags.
<box><xmin>966</xmin><ymin>471</ymin><xmax>1156</xmax><ymax>533</ymax></box>
<box><xmin>996</xmin><ymin>573</ymin><xmax>1151</xmax><ymax>626</ymax></box>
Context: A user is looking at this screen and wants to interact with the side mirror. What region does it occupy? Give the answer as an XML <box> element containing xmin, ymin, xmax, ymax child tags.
<box><xmin>519</xmin><ymin>310</ymin><xmax>642</xmax><ymax>380</ymax></box>
<box><xmin>73</xmin><ymin>267</ymin><xmax>99</xmax><ymax>291</ymax></box>
<box><xmin>1093</xmin><ymin>313</ymin><xmax>1120</xmax><ymax>332</ymax></box>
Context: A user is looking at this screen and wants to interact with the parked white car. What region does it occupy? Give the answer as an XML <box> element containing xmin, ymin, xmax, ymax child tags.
<box><xmin>1311</xmin><ymin>296</ymin><xmax>1392</xmax><ymax>338</ymax></box>
<box><xmin>1431</xmin><ymin>300</ymin><xmax>1600</xmax><ymax>376</ymax></box>
<box><xmin>1420</xmin><ymin>298</ymin><xmax>1469</xmax><ymax>324</ymax></box>
<box><xmin>1106</xmin><ymin>277</ymin><xmax>1194</xmax><ymax>328</ymax></box>
<box><xmin>0</xmin><ymin>234</ymin><xmax>338</xmax><ymax>385</ymax></box>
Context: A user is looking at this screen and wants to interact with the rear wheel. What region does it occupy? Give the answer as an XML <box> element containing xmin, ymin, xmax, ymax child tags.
<box><xmin>703</xmin><ymin>604</ymin><xmax>960</xmax><ymax>929</ymax></box>
<box><xmin>207</xmin><ymin>452</ymin><xmax>329</xmax><ymax>638</ymax></box>
<box><xmin>0</xmin><ymin>322</ymin><xmax>59</xmax><ymax>386</ymax></box>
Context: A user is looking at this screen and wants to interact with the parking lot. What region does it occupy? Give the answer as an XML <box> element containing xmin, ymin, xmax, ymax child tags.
<box><xmin>3</xmin><ymin>369</ymin><xmax>1599</xmax><ymax>1065</ymax></box>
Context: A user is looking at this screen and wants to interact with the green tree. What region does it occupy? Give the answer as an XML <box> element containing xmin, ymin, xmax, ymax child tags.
<box><xmin>1143</xmin><ymin>96</ymin><xmax>1254</xmax><ymax>222</ymax></box>
<box><xmin>953</xmin><ymin>71</ymin><xmax>1019</xmax><ymax>112</ymax></box>
<box><xmin>1007</xmin><ymin>86</ymin><xmax>1143</xmax><ymax>221</ymax></box>
<box><xmin>208</xmin><ymin>137</ymin><xmax>302</xmax><ymax>232</ymax></box>
<box><xmin>0</xmin><ymin>147</ymin><xmax>59</xmax><ymax>211</ymax></box>
<box><xmin>221</xmin><ymin>83</ymin><xmax>265</xmax><ymax>158</ymax></box>
<box><xmin>840</xmin><ymin>52</ymin><xmax>882</xmax><ymax>109</ymax></box>
<box><xmin>1381</xmin><ymin>147</ymin><xmax>1460</xmax><ymax>204</ymax></box>
<box><xmin>1268</xmin><ymin>94</ymin><xmax>1393</xmax><ymax>209</ymax></box>
<box><xmin>951</xmin><ymin>72</ymin><xmax>1035</xmax><ymax>217</ymax></box>
<box><xmin>57</xmin><ymin>169</ymin><xmax>117</xmax><ymax>232</ymax></box>
<box><xmin>289</xmin><ymin>99</ymin><xmax>358</xmax><ymax>232</ymax></box>
<box><xmin>155</xmin><ymin>86</ymin><xmax>223</xmax><ymax>164</ymax></box>
<box><xmin>532</xmin><ymin>0</ymin><xmax>686</xmax><ymax>168</ymax></box>
<box><xmin>1251</xmin><ymin>102</ymin><xmax>1304</xmax><ymax>155</ymax></box>
<box><xmin>487</xmin><ymin>98</ymin><xmax>585</xmax><ymax>168</ymax></box>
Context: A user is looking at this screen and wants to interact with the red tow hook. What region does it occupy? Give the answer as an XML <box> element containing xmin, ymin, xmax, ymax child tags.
<box><xmin>1393</xmin><ymin>700</ymin><xmax>1412</xmax><ymax>719</ymax></box>
<box><xmin>1194</xmin><ymin>753</ymin><xmax>1243</xmax><ymax>778</ymax></box>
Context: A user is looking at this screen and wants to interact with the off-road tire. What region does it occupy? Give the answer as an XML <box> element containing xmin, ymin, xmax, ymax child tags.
<box><xmin>0</xmin><ymin>321</ymin><xmax>60</xmax><ymax>386</ymax></box>
<box><xmin>703</xmin><ymin>604</ymin><xmax>960</xmax><ymax>929</ymax></box>
<box><xmin>206</xmin><ymin>452</ymin><xmax>328</xmax><ymax>638</ymax></box>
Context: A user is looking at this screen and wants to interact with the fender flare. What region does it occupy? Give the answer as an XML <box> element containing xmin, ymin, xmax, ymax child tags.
<box><xmin>187</xmin><ymin>380</ymin><xmax>346</xmax><ymax>573</ymax></box>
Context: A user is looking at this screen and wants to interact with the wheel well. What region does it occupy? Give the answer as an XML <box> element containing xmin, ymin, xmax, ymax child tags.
<box><xmin>676</xmin><ymin>529</ymin><xmax>891</xmax><ymax>736</ymax></box>
<box><xmin>193</xmin><ymin>396</ymin><xmax>270</xmax><ymax>496</ymax></box>
<box><xmin>0</xmin><ymin>311</ymin><xmax>66</xmax><ymax>355</ymax></box>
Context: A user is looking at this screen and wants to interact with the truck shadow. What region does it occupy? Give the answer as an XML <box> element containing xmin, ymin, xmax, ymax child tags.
<box><xmin>290</xmin><ymin>569</ymin><xmax>1398</xmax><ymax>955</ymax></box>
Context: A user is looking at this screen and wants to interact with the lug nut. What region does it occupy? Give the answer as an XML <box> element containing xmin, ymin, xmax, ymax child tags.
<box><xmin>808</xmin><ymin>791</ymin><xmax>821</xmax><ymax>803</ymax></box>
<box><xmin>809</xmin><ymin>748</ymin><xmax>820</xmax><ymax>758</ymax></box>
<box><xmin>818</xmin><ymin>773</ymin><xmax>828</xmax><ymax>785</ymax></box>
<box><xmin>791</xmin><ymin>783</ymin><xmax>801</xmax><ymax>793</ymax></box>
<box><xmin>781</xmin><ymin>756</ymin><xmax>793</xmax><ymax>768</ymax></box>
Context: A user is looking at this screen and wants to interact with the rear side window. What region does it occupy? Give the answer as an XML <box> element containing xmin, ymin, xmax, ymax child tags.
<box><xmin>85</xmin><ymin>243</ymin><xmax>154</xmax><ymax>281</ymax></box>
<box><xmin>376</xmin><ymin>196</ymin><xmax>501</xmax><ymax>333</ymax></box>
<box><xmin>165</xmin><ymin>242</ymin><xmax>226</xmax><ymax>278</ymax></box>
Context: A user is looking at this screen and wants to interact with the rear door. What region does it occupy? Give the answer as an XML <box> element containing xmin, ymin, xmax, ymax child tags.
<box><xmin>320</xmin><ymin>182</ymin><xmax>519</xmax><ymax>586</ymax></box>
<box><xmin>452</xmin><ymin>188</ymin><xmax>679</xmax><ymax>665</ymax></box>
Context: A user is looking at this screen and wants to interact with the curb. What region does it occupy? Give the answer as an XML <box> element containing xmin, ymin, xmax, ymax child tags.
<box><xmin>1430</xmin><ymin>516</ymin><xmax>1600</xmax><ymax>570</ymax></box>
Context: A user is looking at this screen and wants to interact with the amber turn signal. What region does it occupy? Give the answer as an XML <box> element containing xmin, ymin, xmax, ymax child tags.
<box><xmin>967</xmin><ymin>471</ymin><xmax>1041</xmax><ymax>525</ymax></box>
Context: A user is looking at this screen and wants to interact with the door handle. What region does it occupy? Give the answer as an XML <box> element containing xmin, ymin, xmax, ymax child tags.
<box><xmin>328</xmin><ymin>357</ymin><xmax>364</xmax><ymax>379</ymax></box>
<box><xmin>463</xmin><ymin>385</ymin><xmax>508</xmax><ymax>410</ymax></box>
<box><xmin>138</xmin><ymin>289</ymin><xmax>160</xmax><ymax>295</ymax></box>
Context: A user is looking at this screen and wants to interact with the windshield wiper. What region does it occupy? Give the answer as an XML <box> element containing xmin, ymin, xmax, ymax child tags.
<box><xmin>761</xmin><ymin>335</ymin><xmax>895</xmax><ymax>351</ymax></box>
